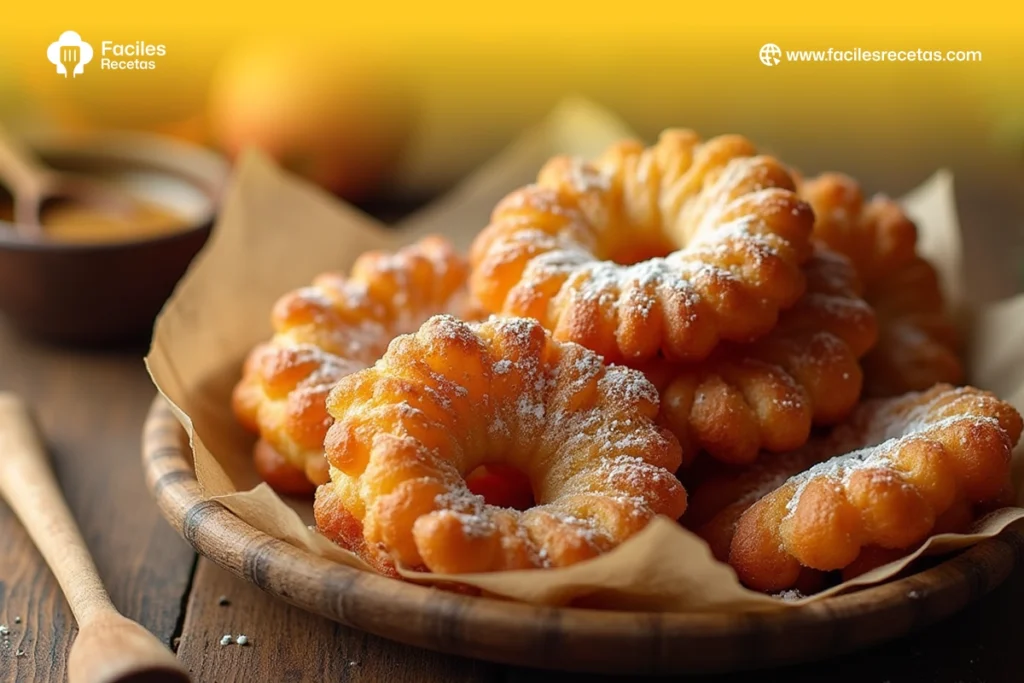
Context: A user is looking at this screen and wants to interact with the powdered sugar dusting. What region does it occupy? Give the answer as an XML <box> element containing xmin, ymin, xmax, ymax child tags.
<box><xmin>567</xmin><ymin>158</ymin><xmax>613</xmax><ymax>194</ymax></box>
<box><xmin>782</xmin><ymin>387</ymin><xmax>1007</xmax><ymax>520</ymax></box>
<box><xmin>775</xmin><ymin>589</ymin><xmax>805</xmax><ymax>602</ymax></box>
<box><xmin>247</xmin><ymin>237</ymin><xmax>470</xmax><ymax>474</ymax></box>
<box><xmin>328</xmin><ymin>314</ymin><xmax>684</xmax><ymax>572</ymax></box>
<box><xmin>477</xmin><ymin>137</ymin><xmax>811</xmax><ymax>362</ymax></box>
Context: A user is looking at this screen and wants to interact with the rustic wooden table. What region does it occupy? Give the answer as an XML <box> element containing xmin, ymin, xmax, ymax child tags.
<box><xmin>2</xmin><ymin>177</ymin><xmax>1023</xmax><ymax>682</ymax></box>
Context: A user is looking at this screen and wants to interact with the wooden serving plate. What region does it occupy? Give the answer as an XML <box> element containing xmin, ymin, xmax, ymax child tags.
<box><xmin>142</xmin><ymin>396</ymin><xmax>1024</xmax><ymax>675</ymax></box>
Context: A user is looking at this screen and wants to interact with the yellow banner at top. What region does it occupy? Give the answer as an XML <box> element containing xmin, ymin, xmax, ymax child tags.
<box><xmin>3</xmin><ymin>0</ymin><xmax>1023</xmax><ymax>45</ymax></box>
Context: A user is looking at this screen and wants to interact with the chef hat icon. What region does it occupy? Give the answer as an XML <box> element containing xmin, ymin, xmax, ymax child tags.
<box><xmin>47</xmin><ymin>31</ymin><xmax>94</xmax><ymax>77</ymax></box>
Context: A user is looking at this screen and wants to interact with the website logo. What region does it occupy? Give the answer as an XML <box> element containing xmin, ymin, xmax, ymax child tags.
<box><xmin>47</xmin><ymin>31</ymin><xmax>94</xmax><ymax>78</ymax></box>
<box><xmin>759</xmin><ymin>43</ymin><xmax>782</xmax><ymax>67</ymax></box>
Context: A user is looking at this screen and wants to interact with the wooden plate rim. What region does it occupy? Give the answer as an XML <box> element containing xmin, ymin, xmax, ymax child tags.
<box><xmin>141</xmin><ymin>396</ymin><xmax>1024</xmax><ymax>675</ymax></box>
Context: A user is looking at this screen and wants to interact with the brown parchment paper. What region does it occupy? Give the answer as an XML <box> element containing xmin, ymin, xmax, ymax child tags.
<box><xmin>146</xmin><ymin>99</ymin><xmax>1024</xmax><ymax>612</ymax></box>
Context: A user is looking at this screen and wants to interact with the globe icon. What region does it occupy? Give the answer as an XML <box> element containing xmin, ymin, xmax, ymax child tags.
<box><xmin>759</xmin><ymin>43</ymin><xmax>782</xmax><ymax>67</ymax></box>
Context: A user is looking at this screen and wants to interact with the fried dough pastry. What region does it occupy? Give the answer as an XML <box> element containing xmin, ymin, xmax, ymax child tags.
<box><xmin>688</xmin><ymin>446</ymin><xmax>824</xmax><ymax>563</ymax></box>
<box><xmin>644</xmin><ymin>245</ymin><xmax>877</xmax><ymax>465</ymax></box>
<box><xmin>314</xmin><ymin>315</ymin><xmax>687</xmax><ymax>575</ymax></box>
<box><xmin>720</xmin><ymin>385</ymin><xmax>1021</xmax><ymax>592</ymax></box>
<box><xmin>231</xmin><ymin>236</ymin><xmax>470</xmax><ymax>494</ymax></box>
<box><xmin>469</xmin><ymin>130</ymin><xmax>816</xmax><ymax>363</ymax></box>
<box><xmin>799</xmin><ymin>173</ymin><xmax>963</xmax><ymax>396</ymax></box>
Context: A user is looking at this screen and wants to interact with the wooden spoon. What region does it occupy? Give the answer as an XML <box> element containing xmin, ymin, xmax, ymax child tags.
<box><xmin>0</xmin><ymin>124</ymin><xmax>142</xmax><ymax>240</ymax></box>
<box><xmin>0</xmin><ymin>393</ymin><xmax>191</xmax><ymax>683</ymax></box>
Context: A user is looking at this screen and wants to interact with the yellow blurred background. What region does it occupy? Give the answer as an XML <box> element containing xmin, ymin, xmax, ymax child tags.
<box><xmin>2</xmin><ymin>1</ymin><xmax>1023</xmax><ymax>294</ymax></box>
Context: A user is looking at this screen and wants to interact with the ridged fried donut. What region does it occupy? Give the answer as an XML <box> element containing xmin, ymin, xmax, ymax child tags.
<box><xmin>799</xmin><ymin>173</ymin><xmax>963</xmax><ymax>396</ymax></box>
<box><xmin>469</xmin><ymin>130</ymin><xmax>816</xmax><ymax>363</ymax></box>
<box><xmin>726</xmin><ymin>385</ymin><xmax>1021</xmax><ymax>592</ymax></box>
<box><xmin>232</xmin><ymin>236</ymin><xmax>470</xmax><ymax>494</ymax></box>
<box><xmin>643</xmin><ymin>245</ymin><xmax>877</xmax><ymax>465</ymax></box>
<box><xmin>314</xmin><ymin>315</ymin><xmax>687</xmax><ymax>575</ymax></box>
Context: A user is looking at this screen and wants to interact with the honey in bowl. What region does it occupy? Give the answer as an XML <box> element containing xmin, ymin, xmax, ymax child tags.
<box><xmin>0</xmin><ymin>168</ymin><xmax>208</xmax><ymax>245</ymax></box>
<box><xmin>37</xmin><ymin>199</ymin><xmax>188</xmax><ymax>244</ymax></box>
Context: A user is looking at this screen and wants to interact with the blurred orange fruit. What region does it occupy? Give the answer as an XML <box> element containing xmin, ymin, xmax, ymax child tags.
<box><xmin>207</xmin><ymin>41</ymin><xmax>414</xmax><ymax>200</ymax></box>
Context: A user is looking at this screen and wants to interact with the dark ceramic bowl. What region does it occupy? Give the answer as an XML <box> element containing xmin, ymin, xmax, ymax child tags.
<box><xmin>0</xmin><ymin>133</ymin><xmax>228</xmax><ymax>346</ymax></box>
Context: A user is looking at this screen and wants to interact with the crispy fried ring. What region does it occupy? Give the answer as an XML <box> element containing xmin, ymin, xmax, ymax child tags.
<box><xmin>316</xmin><ymin>315</ymin><xmax>687</xmax><ymax>574</ymax></box>
<box><xmin>470</xmin><ymin>131</ymin><xmax>815</xmax><ymax>363</ymax></box>
<box><xmin>231</xmin><ymin>236</ymin><xmax>470</xmax><ymax>494</ymax></box>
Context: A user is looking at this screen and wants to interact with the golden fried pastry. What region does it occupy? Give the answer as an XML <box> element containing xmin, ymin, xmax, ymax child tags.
<box><xmin>232</xmin><ymin>236</ymin><xmax>470</xmax><ymax>494</ymax></box>
<box><xmin>314</xmin><ymin>315</ymin><xmax>687</xmax><ymax>575</ymax></box>
<box><xmin>691</xmin><ymin>387</ymin><xmax>1007</xmax><ymax>581</ymax></box>
<box><xmin>724</xmin><ymin>385</ymin><xmax>1021</xmax><ymax>592</ymax></box>
<box><xmin>839</xmin><ymin>498</ymin><xmax>977</xmax><ymax>582</ymax></box>
<box><xmin>687</xmin><ymin>445</ymin><xmax>823</xmax><ymax>563</ymax></box>
<box><xmin>644</xmin><ymin>245</ymin><xmax>877</xmax><ymax>465</ymax></box>
<box><xmin>799</xmin><ymin>173</ymin><xmax>963</xmax><ymax>396</ymax></box>
<box><xmin>469</xmin><ymin>131</ymin><xmax>816</xmax><ymax>363</ymax></box>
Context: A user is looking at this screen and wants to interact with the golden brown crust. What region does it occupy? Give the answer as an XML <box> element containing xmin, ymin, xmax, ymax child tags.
<box><xmin>470</xmin><ymin>131</ymin><xmax>816</xmax><ymax>363</ymax></box>
<box><xmin>799</xmin><ymin>173</ymin><xmax>963</xmax><ymax>396</ymax></box>
<box><xmin>722</xmin><ymin>385</ymin><xmax>1021</xmax><ymax>592</ymax></box>
<box><xmin>231</xmin><ymin>236</ymin><xmax>471</xmax><ymax>492</ymax></box>
<box><xmin>316</xmin><ymin>315</ymin><xmax>687</xmax><ymax>575</ymax></box>
<box><xmin>314</xmin><ymin>482</ymin><xmax>401</xmax><ymax>577</ymax></box>
<box><xmin>253</xmin><ymin>438</ymin><xmax>319</xmax><ymax>496</ymax></box>
<box><xmin>643</xmin><ymin>245</ymin><xmax>877</xmax><ymax>466</ymax></box>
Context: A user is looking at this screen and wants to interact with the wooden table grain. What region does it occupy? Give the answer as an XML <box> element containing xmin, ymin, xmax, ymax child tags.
<box><xmin>2</xmin><ymin>176</ymin><xmax>1023</xmax><ymax>682</ymax></box>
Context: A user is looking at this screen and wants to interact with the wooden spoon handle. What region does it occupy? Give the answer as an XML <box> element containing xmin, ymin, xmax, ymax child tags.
<box><xmin>0</xmin><ymin>393</ymin><xmax>191</xmax><ymax>683</ymax></box>
<box><xmin>0</xmin><ymin>125</ymin><xmax>51</xmax><ymax>192</ymax></box>
<box><xmin>0</xmin><ymin>393</ymin><xmax>114</xmax><ymax>624</ymax></box>
<box><xmin>0</xmin><ymin>125</ymin><xmax>50</xmax><ymax>232</ymax></box>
